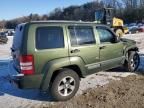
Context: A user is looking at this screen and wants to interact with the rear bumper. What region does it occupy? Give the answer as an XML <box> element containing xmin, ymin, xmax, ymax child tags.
<box><xmin>10</xmin><ymin>61</ymin><xmax>44</xmax><ymax>89</ymax></box>
<box><xmin>11</xmin><ymin>74</ymin><xmax>44</xmax><ymax>89</ymax></box>
<box><xmin>10</xmin><ymin>74</ymin><xmax>24</xmax><ymax>89</ymax></box>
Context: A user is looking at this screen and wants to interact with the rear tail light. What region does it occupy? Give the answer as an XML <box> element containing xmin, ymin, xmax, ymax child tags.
<box><xmin>20</xmin><ymin>55</ymin><xmax>34</xmax><ymax>75</ymax></box>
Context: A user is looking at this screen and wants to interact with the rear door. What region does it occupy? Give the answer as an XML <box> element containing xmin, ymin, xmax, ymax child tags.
<box><xmin>28</xmin><ymin>25</ymin><xmax>69</xmax><ymax>74</ymax></box>
<box><xmin>96</xmin><ymin>26</ymin><xmax>124</xmax><ymax>70</ymax></box>
<box><xmin>67</xmin><ymin>25</ymin><xmax>100</xmax><ymax>74</ymax></box>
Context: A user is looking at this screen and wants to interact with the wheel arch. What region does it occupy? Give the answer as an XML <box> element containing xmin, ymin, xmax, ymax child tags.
<box><xmin>50</xmin><ymin>65</ymin><xmax>84</xmax><ymax>84</ymax></box>
<box><xmin>40</xmin><ymin>57</ymin><xmax>86</xmax><ymax>91</ymax></box>
<box><xmin>124</xmin><ymin>49</ymin><xmax>140</xmax><ymax>72</ymax></box>
<box><xmin>124</xmin><ymin>47</ymin><xmax>139</xmax><ymax>63</ymax></box>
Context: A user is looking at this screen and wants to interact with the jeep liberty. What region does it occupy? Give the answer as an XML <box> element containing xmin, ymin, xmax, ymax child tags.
<box><xmin>11</xmin><ymin>21</ymin><xmax>140</xmax><ymax>101</ymax></box>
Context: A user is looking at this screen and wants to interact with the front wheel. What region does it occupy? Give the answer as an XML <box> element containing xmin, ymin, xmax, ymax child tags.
<box><xmin>50</xmin><ymin>69</ymin><xmax>80</xmax><ymax>101</ymax></box>
<box><xmin>124</xmin><ymin>51</ymin><xmax>140</xmax><ymax>72</ymax></box>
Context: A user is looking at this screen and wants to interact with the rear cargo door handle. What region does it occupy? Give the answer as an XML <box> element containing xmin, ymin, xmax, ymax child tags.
<box><xmin>71</xmin><ymin>49</ymin><xmax>80</xmax><ymax>53</ymax></box>
<box><xmin>99</xmin><ymin>46</ymin><xmax>106</xmax><ymax>50</ymax></box>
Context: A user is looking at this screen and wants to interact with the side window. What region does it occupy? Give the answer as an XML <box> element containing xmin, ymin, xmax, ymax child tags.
<box><xmin>68</xmin><ymin>26</ymin><xmax>96</xmax><ymax>46</ymax></box>
<box><xmin>96</xmin><ymin>27</ymin><xmax>114</xmax><ymax>43</ymax></box>
<box><xmin>36</xmin><ymin>27</ymin><xmax>64</xmax><ymax>49</ymax></box>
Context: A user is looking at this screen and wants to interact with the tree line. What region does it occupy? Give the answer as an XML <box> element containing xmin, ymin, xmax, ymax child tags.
<box><xmin>0</xmin><ymin>0</ymin><xmax>144</xmax><ymax>29</ymax></box>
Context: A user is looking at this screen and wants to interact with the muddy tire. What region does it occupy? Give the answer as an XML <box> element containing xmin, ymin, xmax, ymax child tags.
<box><xmin>50</xmin><ymin>69</ymin><xmax>80</xmax><ymax>101</ymax></box>
<box><xmin>115</xmin><ymin>29</ymin><xmax>124</xmax><ymax>37</ymax></box>
<box><xmin>125</xmin><ymin>51</ymin><xmax>140</xmax><ymax>72</ymax></box>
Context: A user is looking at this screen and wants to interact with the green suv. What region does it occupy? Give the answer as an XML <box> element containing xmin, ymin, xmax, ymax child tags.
<box><xmin>11</xmin><ymin>21</ymin><xmax>140</xmax><ymax>101</ymax></box>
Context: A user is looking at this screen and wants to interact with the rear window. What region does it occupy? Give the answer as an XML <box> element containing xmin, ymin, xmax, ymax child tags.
<box><xmin>12</xmin><ymin>25</ymin><xmax>24</xmax><ymax>50</ymax></box>
<box><xmin>36</xmin><ymin>27</ymin><xmax>64</xmax><ymax>49</ymax></box>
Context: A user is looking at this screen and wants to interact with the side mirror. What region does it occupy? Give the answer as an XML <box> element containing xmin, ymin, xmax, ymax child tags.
<box><xmin>112</xmin><ymin>36</ymin><xmax>120</xmax><ymax>43</ymax></box>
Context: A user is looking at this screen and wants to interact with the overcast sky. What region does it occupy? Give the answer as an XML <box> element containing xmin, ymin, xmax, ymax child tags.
<box><xmin>0</xmin><ymin>0</ymin><xmax>94</xmax><ymax>20</ymax></box>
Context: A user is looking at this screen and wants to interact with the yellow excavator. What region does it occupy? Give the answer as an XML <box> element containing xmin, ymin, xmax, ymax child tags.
<box><xmin>95</xmin><ymin>8</ymin><xmax>127</xmax><ymax>37</ymax></box>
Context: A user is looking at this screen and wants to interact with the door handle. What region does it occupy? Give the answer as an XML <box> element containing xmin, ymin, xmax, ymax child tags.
<box><xmin>71</xmin><ymin>49</ymin><xmax>80</xmax><ymax>53</ymax></box>
<box><xmin>99</xmin><ymin>46</ymin><xmax>106</xmax><ymax>50</ymax></box>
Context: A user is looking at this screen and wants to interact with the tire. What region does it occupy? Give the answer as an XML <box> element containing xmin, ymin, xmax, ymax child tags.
<box><xmin>50</xmin><ymin>69</ymin><xmax>80</xmax><ymax>101</ymax></box>
<box><xmin>125</xmin><ymin>51</ymin><xmax>140</xmax><ymax>72</ymax></box>
<box><xmin>115</xmin><ymin>29</ymin><xmax>124</xmax><ymax>37</ymax></box>
<box><xmin>0</xmin><ymin>37</ymin><xmax>8</xmax><ymax>44</ymax></box>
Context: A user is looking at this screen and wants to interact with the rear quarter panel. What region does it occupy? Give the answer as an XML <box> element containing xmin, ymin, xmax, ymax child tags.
<box><xmin>27</xmin><ymin>24</ymin><xmax>69</xmax><ymax>74</ymax></box>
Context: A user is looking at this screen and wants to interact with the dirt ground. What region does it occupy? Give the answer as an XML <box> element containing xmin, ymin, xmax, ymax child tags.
<box><xmin>46</xmin><ymin>75</ymin><xmax>144</xmax><ymax>108</ymax></box>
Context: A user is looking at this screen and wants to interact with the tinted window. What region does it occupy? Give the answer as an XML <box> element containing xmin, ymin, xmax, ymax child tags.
<box><xmin>12</xmin><ymin>25</ymin><xmax>24</xmax><ymax>50</ymax></box>
<box><xmin>68</xmin><ymin>26</ymin><xmax>95</xmax><ymax>46</ymax></box>
<box><xmin>96</xmin><ymin>27</ymin><xmax>114</xmax><ymax>43</ymax></box>
<box><xmin>36</xmin><ymin>27</ymin><xmax>64</xmax><ymax>49</ymax></box>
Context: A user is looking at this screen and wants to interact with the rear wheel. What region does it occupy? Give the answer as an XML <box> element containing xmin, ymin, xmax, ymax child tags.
<box><xmin>124</xmin><ymin>51</ymin><xmax>140</xmax><ymax>72</ymax></box>
<box><xmin>50</xmin><ymin>69</ymin><xmax>80</xmax><ymax>101</ymax></box>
